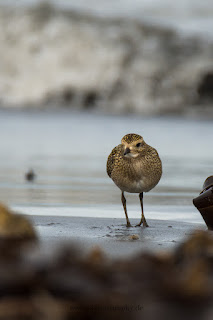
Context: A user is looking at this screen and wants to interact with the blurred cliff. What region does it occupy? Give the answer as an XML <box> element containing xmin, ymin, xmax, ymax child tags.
<box><xmin>0</xmin><ymin>2</ymin><xmax>213</xmax><ymax>116</ymax></box>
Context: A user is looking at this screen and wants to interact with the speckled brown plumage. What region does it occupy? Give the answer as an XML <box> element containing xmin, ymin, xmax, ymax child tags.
<box><xmin>107</xmin><ymin>133</ymin><xmax>162</xmax><ymax>227</ymax></box>
<box><xmin>121</xmin><ymin>133</ymin><xmax>142</xmax><ymax>144</ymax></box>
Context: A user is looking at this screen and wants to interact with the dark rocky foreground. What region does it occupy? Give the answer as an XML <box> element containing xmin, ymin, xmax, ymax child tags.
<box><xmin>0</xmin><ymin>228</ymin><xmax>213</xmax><ymax>319</ymax></box>
<box><xmin>1</xmin><ymin>2</ymin><xmax>213</xmax><ymax>116</ymax></box>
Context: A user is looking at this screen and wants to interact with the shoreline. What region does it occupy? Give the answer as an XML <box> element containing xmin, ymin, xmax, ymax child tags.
<box><xmin>27</xmin><ymin>215</ymin><xmax>205</xmax><ymax>257</ymax></box>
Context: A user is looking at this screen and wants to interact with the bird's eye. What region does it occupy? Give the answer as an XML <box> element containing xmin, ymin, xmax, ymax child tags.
<box><xmin>136</xmin><ymin>143</ymin><xmax>141</xmax><ymax>147</ymax></box>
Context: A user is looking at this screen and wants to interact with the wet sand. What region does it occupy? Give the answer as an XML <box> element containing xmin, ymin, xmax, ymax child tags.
<box><xmin>27</xmin><ymin>214</ymin><xmax>205</xmax><ymax>257</ymax></box>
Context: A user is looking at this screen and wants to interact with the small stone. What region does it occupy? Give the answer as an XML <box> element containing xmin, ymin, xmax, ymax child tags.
<box><xmin>129</xmin><ymin>234</ymin><xmax>139</xmax><ymax>240</ymax></box>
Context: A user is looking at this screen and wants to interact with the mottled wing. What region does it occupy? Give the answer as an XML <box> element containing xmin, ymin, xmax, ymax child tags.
<box><xmin>107</xmin><ymin>145</ymin><xmax>121</xmax><ymax>177</ymax></box>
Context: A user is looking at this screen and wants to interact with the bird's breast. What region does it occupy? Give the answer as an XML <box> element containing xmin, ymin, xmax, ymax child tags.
<box><xmin>111</xmin><ymin>155</ymin><xmax>161</xmax><ymax>193</ymax></box>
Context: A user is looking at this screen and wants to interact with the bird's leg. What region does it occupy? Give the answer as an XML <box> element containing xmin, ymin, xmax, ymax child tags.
<box><xmin>121</xmin><ymin>192</ymin><xmax>132</xmax><ymax>227</ymax></box>
<box><xmin>136</xmin><ymin>192</ymin><xmax>149</xmax><ymax>227</ymax></box>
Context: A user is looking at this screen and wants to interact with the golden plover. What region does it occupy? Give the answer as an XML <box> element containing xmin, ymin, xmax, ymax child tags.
<box><xmin>107</xmin><ymin>133</ymin><xmax>162</xmax><ymax>227</ymax></box>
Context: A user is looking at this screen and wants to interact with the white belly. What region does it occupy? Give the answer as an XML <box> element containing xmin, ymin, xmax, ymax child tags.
<box><xmin>124</xmin><ymin>178</ymin><xmax>152</xmax><ymax>193</ymax></box>
<box><xmin>115</xmin><ymin>177</ymin><xmax>155</xmax><ymax>193</ymax></box>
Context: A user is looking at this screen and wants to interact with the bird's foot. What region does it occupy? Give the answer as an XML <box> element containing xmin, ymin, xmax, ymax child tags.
<box><xmin>126</xmin><ymin>222</ymin><xmax>132</xmax><ymax>228</ymax></box>
<box><xmin>135</xmin><ymin>223</ymin><xmax>141</xmax><ymax>227</ymax></box>
<box><xmin>135</xmin><ymin>221</ymin><xmax>149</xmax><ymax>227</ymax></box>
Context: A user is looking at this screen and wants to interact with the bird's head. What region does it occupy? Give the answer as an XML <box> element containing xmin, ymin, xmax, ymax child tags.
<box><xmin>121</xmin><ymin>133</ymin><xmax>144</xmax><ymax>158</ymax></box>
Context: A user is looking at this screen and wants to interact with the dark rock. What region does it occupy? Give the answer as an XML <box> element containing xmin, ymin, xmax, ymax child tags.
<box><xmin>62</xmin><ymin>88</ymin><xmax>74</xmax><ymax>103</ymax></box>
<box><xmin>197</xmin><ymin>72</ymin><xmax>213</xmax><ymax>101</ymax></box>
<box><xmin>83</xmin><ymin>91</ymin><xmax>98</xmax><ymax>108</ymax></box>
<box><xmin>193</xmin><ymin>176</ymin><xmax>213</xmax><ymax>230</ymax></box>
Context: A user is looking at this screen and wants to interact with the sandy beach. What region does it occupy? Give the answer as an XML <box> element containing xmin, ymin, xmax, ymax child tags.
<box><xmin>26</xmin><ymin>214</ymin><xmax>205</xmax><ymax>257</ymax></box>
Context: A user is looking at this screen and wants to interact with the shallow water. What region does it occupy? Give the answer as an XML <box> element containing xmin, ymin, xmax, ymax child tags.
<box><xmin>0</xmin><ymin>109</ymin><xmax>212</xmax><ymax>224</ymax></box>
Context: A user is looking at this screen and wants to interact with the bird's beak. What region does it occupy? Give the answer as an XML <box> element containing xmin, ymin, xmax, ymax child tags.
<box><xmin>124</xmin><ymin>147</ymin><xmax>131</xmax><ymax>156</ymax></box>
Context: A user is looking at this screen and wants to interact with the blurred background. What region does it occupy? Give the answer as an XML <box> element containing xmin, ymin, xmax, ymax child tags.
<box><xmin>0</xmin><ymin>0</ymin><xmax>213</xmax><ymax>221</ymax></box>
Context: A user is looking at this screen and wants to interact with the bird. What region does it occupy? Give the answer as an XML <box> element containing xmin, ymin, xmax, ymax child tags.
<box><xmin>25</xmin><ymin>169</ymin><xmax>36</xmax><ymax>182</ymax></box>
<box><xmin>107</xmin><ymin>133</ymin><xmax>162</xmax><ymax>227</ymax></box>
